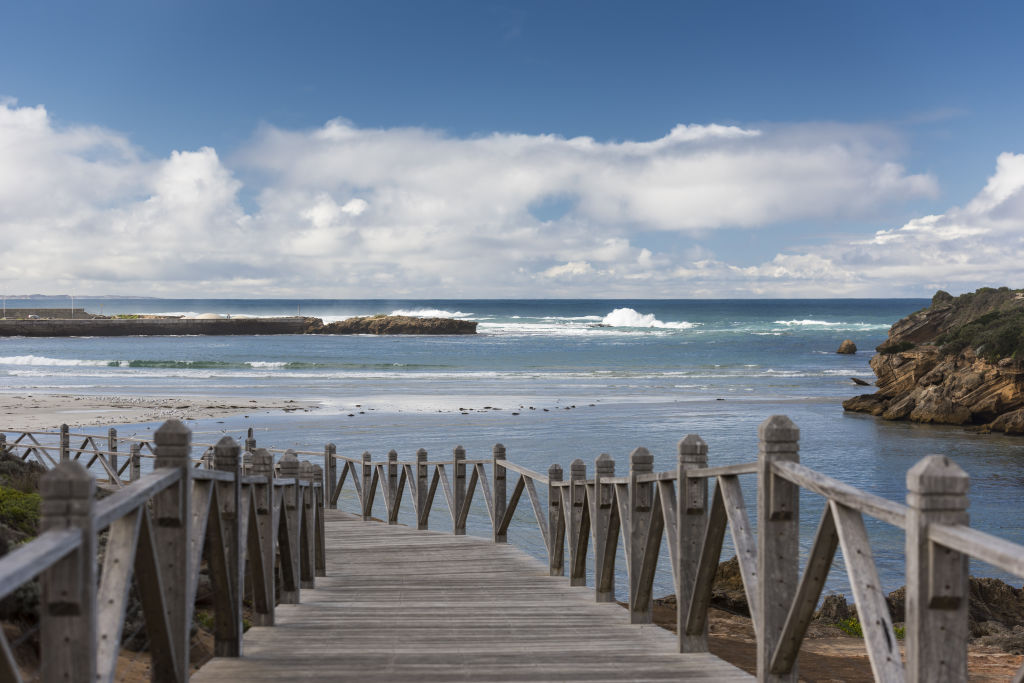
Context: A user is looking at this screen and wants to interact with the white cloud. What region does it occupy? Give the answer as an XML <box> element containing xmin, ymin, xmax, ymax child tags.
<box><xmin>0</xmin><ymin>100</ymin><xmax>986</xmax><ymax>298</ymax></box>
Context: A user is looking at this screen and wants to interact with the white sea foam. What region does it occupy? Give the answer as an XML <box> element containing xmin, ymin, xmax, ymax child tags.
<box><xmin>248</xmin><ymin>361</ymin><xmax>289</xmax><ymax>369</ymax></box>
<box><xmin>0</xmin><ymin>355</ymin><xmax>113</xmax><ymax>366</ymax></box>
<box><xmin>601</xmin><ymin>308</ymin><xmax>696</xmax><ymax>329</ymax></box>
<box><xmin>389</xmin><ymin>309</ymin><xmax>472</xmax><ymax>318</ymax></box>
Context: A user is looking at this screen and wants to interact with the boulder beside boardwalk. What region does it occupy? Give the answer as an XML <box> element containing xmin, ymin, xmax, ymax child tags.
<box><xmin>843</xmin><ymin>287</ymin><xmax>1024</xmax><ymax>433</ymax></box>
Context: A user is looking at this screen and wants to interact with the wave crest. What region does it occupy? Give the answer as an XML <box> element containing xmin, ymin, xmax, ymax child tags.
<box><xmin>389</xmin><ymin>308</ymin><xmax>472</xmax><ymax>318</ymax></box>
<box><xmin>601</xmin><ymin>308</ymin><xmax>696</xmax><ymax>329</ymax></box>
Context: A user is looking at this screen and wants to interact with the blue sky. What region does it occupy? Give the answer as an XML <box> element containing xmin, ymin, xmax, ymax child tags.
<box><xmin>1</xmin><ymin>1</ymin><xmax>1022</xmax><ymax>297</ymax></box>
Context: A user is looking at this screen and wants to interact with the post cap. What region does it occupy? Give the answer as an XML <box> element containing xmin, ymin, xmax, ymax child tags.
<box><xmin>493</xmin><ymin>443</ymin><xmax>506</xmax><ymax>458</ymax></box>
<box><xmin>214</xmin><ymin>436</ymin><xmax>240</xmax><ymax>470</ymax></box>
<box><xmin>595</xmin><ymin>453</ymin><xmax>615</xmax><ymax>473</ymax></box>
<box><xmin>279</xmin><ymin>449</ymin><xmax>300</xmax><ymax>476</ymax></box>
<box><xmin>678</xmin><ymin>434</ymin><xmax>708</xmax><ymax>458</ymax></box>
<box><xmin>758</xmin><ymin>415</ymin><xmax>800</xmax><ymax>442</ymax></box>
<box><xmin>630</xmin><ymin>447</ymin><xmax>654</xmax><ymax>471</ymax></box>
<box><xmin>907</xmin><ymin>454</ymin><xmax>969</xmax><ymax>495</ymax></box>
<box><xmin>40</xmin><ymin>461</ymin><xmax>95</xmax><ymax>500</ymax></box>
<box><xmin>548</xmin><ymin>463</ymin><xmax>563</xmax><ymax>479</ymax></box>
<box><xmin>453</xmin><ymin>445</ymin><xmax>466</xmax><ymax>459</ymax></box>
<box><xmin>570</xmin><ymin>458</ymin><xmax>586</xmax><ymax>478</ymax></box>
<box><xmin>388</xmin><ymin>449</ymin><xmax>398</xmax><ymax>460</ymax></box>
<box><xmin>362</xmin><ymin>450</ymin><xmax>372</xmax><ymax>462</ymax></box>
<box><xmin>299</xmin><ymin>460</ymin><xmax>314</xmax><ymax>481</ymax></box>
<box><xmin>416</xmin><ymin>448</ymin><xmax>428</xmax><ymax>460</ymax></box>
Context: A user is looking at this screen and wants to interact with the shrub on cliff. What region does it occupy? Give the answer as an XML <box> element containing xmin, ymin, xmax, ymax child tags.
<box><xmin>937</xmin><ymin>309</ymin><xmax>1024</xmax><ymax>361</ymax></box>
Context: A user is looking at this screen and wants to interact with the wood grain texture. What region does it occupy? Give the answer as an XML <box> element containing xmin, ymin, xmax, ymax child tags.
<box><xmin>193</xmin><ymin>511</ymin><xmax>751</xmax><ymax>682</ymax></box>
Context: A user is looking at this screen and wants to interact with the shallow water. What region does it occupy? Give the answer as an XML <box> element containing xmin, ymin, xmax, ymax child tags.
<box><xmin>3</xmin><ymin>296</ymin><xmax>1022</xmax><ymax>598</ymax></box>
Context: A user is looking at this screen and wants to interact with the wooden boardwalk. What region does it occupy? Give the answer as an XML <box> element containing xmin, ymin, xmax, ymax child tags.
<box><xmin>194</xmin><ymin>510</ymin><xmax>751</xmax><ymax>682</ymax></box>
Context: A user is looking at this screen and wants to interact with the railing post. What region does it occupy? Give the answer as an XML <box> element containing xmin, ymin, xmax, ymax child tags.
<box><xmin>547</xmin><ymin>463</ymin><xmax>564</xmax><ymax>576</ymax></box>
<box><xmin>324</xmin><ymin>443</ymin><xmax>337</xmax><ymax>510</ymax></box>
<box><xmin>568</xmin><ymin>458</ymin><xmax>587</xmax><ymax>586</ymax></box>
<box><xmin>387</xmin><ymin>450</ymin><xmax>399</xmax><ymax>525</ymax></box>
<box><xmin>453</xmin><ymin>446</ymin><xmax>466</xmax><ymax>535</ymax></box>
<box><xmin>757</xmin><ymin>415</ymin><xmax>800</xmax><ymax>683</ymax></box>
<box><xmin>278</xmin><ymin>450</ymin><xmax>301</xmax><ymax>604</ymax></box>
<box><xmin>213</xmin><ymin>436</ymin><xmax>243</xmax><ymax>657</ymax></box>
<box><xmin>242</xmin><ymin>451</ymin><xmax>253</xmax><ymax>474</ymax></box>
<box><xmin>108</xmin><ymin>427</ymin><xmax>118</xmax><ymax>483</ymax></box>
<box><xmin>906</xmin><ymin>455</ymin><xmax>969</xmax><ymax>683</ymax></box>
<box><xmin>416</xmin><ymin>448</ymin><xmax>429</xmax><ymax>530</ymax></box>
<box><xmin>39</xmin><ymin>461</ymin><xmax>96</xmax><ymax>682</ymax></box>
<box><xmin>202</xmin><ymin>448</ymin><xmax>215</xmax><ymax>469</ymax></box>
<box><xmin>678</xmin><ymin>434</ymin><xmax>709</xmax><ymax>652</ymax></box>
<box><xmin>60</xmin><ymin>423</ymin><xmax>69</xmax><ymax>462</ymax></box>
<box><xmin>299</xmin><ymin>461</ymin><xmax>316</xmax><ymax>588</ymax></box>
<box><xmin>129</xmin><ymin>442</ymin><xmax>141</xmax><ymax>481</ymax></box>
<box><xmin>312</xmin><ymin>463</ymin><xmax>327</xmax><ymax>577</ymax></box>
<box><xmin>0</xmin><ymin>433</ymin><xmax>7</xmax><ymax>457</ymax></box>
<box><xmin>245</xmin><ymin>427</ymin><xmax>256</xmax><ymax>453</ymax></box>
<box><xmin>361</xmin><ymin>451</ymin><xmax>373</xmax><ymax>521</ymax></box>
<box><xmin>629</xmin><ymin>447</ymin><xmax>654</xmax><ymax>624</ymax></box>
<box><xmin>593</xmin><ymin>453</ymin><xmax>616</xmax><ymax>602</ymax></box>
<box><xmin>493</xmin><ymin>443</ymin><xmax>507</xmax><ymax>543</ymax></box>
<box><xmin>153</xmin><ymin>419</ymin><xmax>193</xmax><ymax>683</ymax></box>
<box><xmin>251</xmin><ymin>448</ymin><xmax>275</xmax><ymax>626</ymax></box>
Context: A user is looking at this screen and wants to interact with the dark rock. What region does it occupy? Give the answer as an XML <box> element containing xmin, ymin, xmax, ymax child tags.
<box><xmin>313</xmin><ymin>315</ymin><xmax>477</xmax><ymax>335</ymax></box>
<box><xmin>841</xmin><ymin>393</ymin><xmax>889</xmax><ymax>416</ymax></box>
<box><xmin>850</xmin><ymin>377</ymin><xmax>871</xmax><ymax>386</ymax></box>
<box><xmin>815</xmin><ymin>594</ymin><xmax>855</xmax><ymax>623</ymax></box>
<box><xmin>837</xmin><ymin>339</ymin><xmax>857</xmax><ymax>354</ymax></box>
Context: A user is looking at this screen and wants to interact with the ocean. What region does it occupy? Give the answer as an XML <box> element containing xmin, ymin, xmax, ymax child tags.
<box><xmin>3</xmin><ymin>297</ymin><xmax>1023</xmax><ymax>599</ymax></box>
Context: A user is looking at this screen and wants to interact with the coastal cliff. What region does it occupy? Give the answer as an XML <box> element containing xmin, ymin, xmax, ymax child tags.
<box><xmin>843</xmin><ymin>287</ymin><xmax>1024</xmax><ymax>433</ymax></box>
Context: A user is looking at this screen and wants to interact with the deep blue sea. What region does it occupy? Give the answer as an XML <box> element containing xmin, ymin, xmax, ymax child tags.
<box><xmin>3</xmin><ymin>297</ymin><xmax>1023</xmax><ymax>599</ymax></box>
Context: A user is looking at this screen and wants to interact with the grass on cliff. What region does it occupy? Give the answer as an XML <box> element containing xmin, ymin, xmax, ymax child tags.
<box><xmin>936</xmin><ymin>309</ymin><xmax>1024</xmax><ymax>361</ymax></box>
<box><xmin>0</xmin><ymin>488</ymin><xmax>40</xmax><ymax>537</ymax></box>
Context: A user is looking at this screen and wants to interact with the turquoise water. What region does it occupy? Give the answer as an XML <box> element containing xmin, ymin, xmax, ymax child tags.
<box><xmin>3</xmin><ymin>297</ymin><xmax>1023</xmax><ymax>598</ymax></box>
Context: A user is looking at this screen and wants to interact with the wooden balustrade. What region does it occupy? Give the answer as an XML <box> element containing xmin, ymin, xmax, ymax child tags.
<box><xmin>326</xmin><ymin>415</ymin><xmax>1024</xmax><ymax>682</ymax></box>
<box><xmin>0</xmin><ymin>420</ymin><xmax>324</xmax><ymax>683</ymax></box>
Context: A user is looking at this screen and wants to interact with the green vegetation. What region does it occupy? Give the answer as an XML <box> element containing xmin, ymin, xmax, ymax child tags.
<box><xmin>0</xmin><ymin>487</ymin><xmax>40</xmax><ymax>536</ymax></box>
<box><xmin>936</xmin><ymin>309</ymin><xmax>1024</xmax><ymax>361</ymax></box>
<box><xmin>894</xmin><ymin>624</ymin><xmax>906</xmax><ymax>639</ymax></box>
<box><xmin>836</xmin><ymin>617</ymin><xmax>863</xmax><ymax>638</ymax></box>
<box><xmin>115</xmin><ymin>314</ymin><xmax>141</xmax><ymax>319</ymax></box>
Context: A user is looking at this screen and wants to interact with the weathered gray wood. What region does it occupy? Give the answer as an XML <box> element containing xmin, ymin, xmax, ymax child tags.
<box><xmin>133</xmin><ymin>510</ymin><xmax>181</xmax><ymax>683</ymax></box>
<box><xmin>313</xmin><ymin>465</ymin><xmax>327</xmax><ymax>577</ymax></box>
<box><xmin>0</xmin><ymin>528</ymin><xmax>79</xmax><ymax>598</ymax></box>
<box><xmin>628</xmin><ymin>447</ymin><xmax>654</xmax><ymax>624</ymax></box>
<box><xmin>333</xmin><ymin>459</ymin><xmax>353</xmax><ymax>506</ymax></box>
<box><xmin>151</xmin><ymin>419</ymin><xmax>193</xmax><ymax>683</ymax></box>
<box><xmin>831</xmin><ymin>501</ymin><xmax>905</xmax><ymax>682</ymax></box>
<box><xmin>770</xmin><ymin>505</ymin><xmax>838</xmax><ymax>674</ymax></box>
<box><xmin>456</xmin><ymin>460</ymin><xmax>480</xmax><ymax>532</ymax></box>
<box><xmin>928</xmin><ymin>523</ymin><xmax>1024</xmax><ymax>577</ymax></box>
<box><xmin>757</xmin><ymin>415</ymin><xmax>800</xmax><ymax>683</ymax></box>
<box><xmin>475</xmin><ymin>462</ymin><xmax>493</xmax><ymax>526</ymax></box>
<box><xmin>686</xmin><ymin>480</ymin><xmax>728</xmax><ymax>639</ymax></box>
<box><xmin>190</xmin><ymin>479</ymin><xmax>214</xmax><ymax>585</ymax></box>
<box><xmin>657</xmin><ymin>480</ymin><xmax>678</xmax><ymax>590</ymax></box>
<box><xmin>772</xmin><ymin>459</ymin><xmax>908</xmax><ymax>529</ymax></box>
<box><xmin>676</xmin><ymin>434</ymin><xmax>709</xmax><ymax>652</ymax></box>
<box><xmin>0</xmin><ymin>629</ymin><xmax>21</xmax><ymax>683</ymax></box>
<box><xmin>360</xmin><ymin>451</ymin><xmax>374</xmax><ymax>520</ymax></box>
<box><xmin>718</xmin><ymin>474</ymin><xmax>759</xmax><ymax>632</ymax></box>
<box><xmin>567</xmin><ymin>459</ymin><xmax>590</xmax><ymax>587</ymax></box>
<box><xmin>521</xmin><ymin>474</ymin><xmax>550</xmax><ymax>555</ymax></box>
<box><xmin>107</xmin><ymin>427</ymin><xmax>118</xmax><ymax>484</ymax></box>
<box><xmin>547</xmin><ymin>463</ymin><xmax>565</xmax><ymax>576</ymax></box>
<box><xmin>906</xmin><ymin>455</ymin><xmax>969</xmax><ymax>683</ymax></box>
<box><xmin>300</xmin><ymin>462</ymin><xmax>316</xmax><ymax>588</ymax></box>
<box><xmin>498</xmin><ymin>459</ymin><xmax>549</xmax><ymax>485</ymax></box>
<box><xmin>634</xmin><ymin>473</ymin><xmax>664</xmax><ymax>623</ymax></box>
<box><xmin>213</xmin><ymin>436</ymin><xmax>244</xmax><ymax>657</ymax></box>
<box><xmin>39</xmin><ymin>461</ymin><xmax>97</xmax><ymax>683</ymax></box>
<box><xmin>93</xmin><ymin>467</ymin><xmax>180</xmax><ymax>530</ymax></box>
<box><xmin>324</xmin><ymin>443</ymin><xmax>337</xmax><ymax>510</ymax></box>
<box><xmin>251</xmin><ymin>448</ymin><xmax>275</xmax><ymax>626</ymax></box>
<box><xmin>129</xmin><ymin>442</ymin><xmax>141</xmax><ymax>481</ymax></box>
<box><xmin>493</xmin><ymin>444</ymin><xmax>507</xmax><ymax>542</ymax></box>
<box><xmin>453</xmin><ymin>446</ymin><xmax>467</xmax><ymax>535</ymax></box>
<box><xmin>497</xmin><ymin>473</ymin><xmax>525</xmax><ymax>538</ymax></box>
<box><xmin>424</xmin><ymin>464</ymin><xmax>440</xmax><ymax>528</ymax></box>
<box><xmin>278</xmin><ymin>450</ymin><xmax>302</xmax><ymax>604</ymax></box>
<box><xmin>591</xmin><ymin>453</ymin><xmax>618</xmax><ymax>603</ymax></box>
<box><xmin>59</xmin><ymin>423</ymin><xmax>69</xmax><ymax>462</ymax></box>
<box><xmin>95</xmin><ymin>509</ymin><xmax>142</xmax><ymax>683</ymax></box>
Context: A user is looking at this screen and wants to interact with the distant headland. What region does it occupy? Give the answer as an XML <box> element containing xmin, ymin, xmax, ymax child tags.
<box><xmin>844</xmin><ymin>287</ymin><xmax>1024</xmax><ymax>434</ymax></box>
<box><xmin>0</xmin><ymin>310</ymin><xmax>478</xmax><ymax>336</ymax></box>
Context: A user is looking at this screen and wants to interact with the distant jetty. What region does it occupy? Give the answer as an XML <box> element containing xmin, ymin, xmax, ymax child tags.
<box><xmin>0</xmin><ymin>310</ymin><xmax>478</xmax><ymax>336</ymax></box>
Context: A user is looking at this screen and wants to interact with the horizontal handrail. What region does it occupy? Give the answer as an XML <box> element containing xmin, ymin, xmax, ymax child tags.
<box><xmin>93</xmin><ymin>468</ymin><xmax>181</xmax><ymax>530</ymax></box>
<box><xmin>0</xmin><ymin>529</ymin><xmax>80</xmax><ymax>601</ymax></box>
<box><xmin>496</xmin><ymin>459</ymin><xmax>547</xmax><ymax>484</ymax></box>
<box><xmin>771</xmin><ymin>460</ymin><xmax>908</xmax><ymax>529</ymax></box>
<box><xmin>691</xmin><ymin>462</ymin><xmax>758</xmax><ymax>478</ymax></box>
<box><xmin>929</xmin><ymin>523</ymin><xmax>1024</xmax><ymax>577</ymax></box>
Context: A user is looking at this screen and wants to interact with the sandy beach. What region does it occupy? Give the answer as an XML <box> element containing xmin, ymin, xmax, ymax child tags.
<box><xmin>0</xmin><ymin>393</ymin><xmax>320</xmax><ymax>431</ymax></box>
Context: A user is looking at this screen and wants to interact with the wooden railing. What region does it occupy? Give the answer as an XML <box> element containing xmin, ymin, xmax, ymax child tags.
<box><xmin>327</xmin><ymin>415</ymin><xmax>1024</xmax><ymax>683</ymax></box>
<box><xmin>0</xmin><ymin>420</ymin><xmax>325</xmax><ymax>683</ymax></box>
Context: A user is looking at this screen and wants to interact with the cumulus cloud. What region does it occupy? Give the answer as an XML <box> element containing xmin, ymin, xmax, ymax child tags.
<box><xmin>0</xmin><ymin>100</ymin><xmax>985</xmax><ymax>298</ymax></box>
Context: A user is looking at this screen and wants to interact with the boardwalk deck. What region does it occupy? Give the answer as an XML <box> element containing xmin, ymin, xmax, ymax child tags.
<box><xmin>193</xmin><ymin>510</ymin><xmax>751</xmax><ymax>682</ymax></box>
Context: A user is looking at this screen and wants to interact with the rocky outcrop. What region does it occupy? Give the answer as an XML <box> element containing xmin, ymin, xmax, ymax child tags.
<box><xmin>312</xmin><ymin>315</ymin><xmax>477</xmax><ymax>335</ymax></box>
<box><xmin>843</xmin><ymin>287</ymin><xmax>1024</xmax><ymax>432</ymax></box>
<box><xmin>837</xmin><ymin>339</ymin><xmax>857</xmax><ymax>354</ymax></box>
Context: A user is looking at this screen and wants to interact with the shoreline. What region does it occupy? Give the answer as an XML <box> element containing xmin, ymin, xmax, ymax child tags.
<box><xmin>0</xmin><ymin>393</ymin><xmax>321</xmax><ymax>431</ymax></box>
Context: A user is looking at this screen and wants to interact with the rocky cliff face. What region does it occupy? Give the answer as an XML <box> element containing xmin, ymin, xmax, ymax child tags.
<box><xmin>311</xmin><ymin>315</ymin><xmax>478</xmax><ymax>335</ymax></box>
<box><xmin>843</xmin><ymin>288</ymin><xmax>1024</xmax><ymax>434</ymax></box>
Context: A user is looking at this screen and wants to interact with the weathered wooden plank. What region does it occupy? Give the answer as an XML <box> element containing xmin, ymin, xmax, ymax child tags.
<box><xmin>770</xmin><ymin>505</ymin><xmax>839</xmax><ymax>675</ymax></box>
<box><xmin>523</xmin><ymin>476</ymin><xmax>550</xmax><ymax>553</ymax></box>
<box><xmin>831</xmin><ymin>501</ymin><xmax>905</xmax><ymax>682</ymax></box>
<box><xmin>96</xmin><ymin>509</ymin><xmax>142</xmax><ymax>683</ymax></box>
<box><xmin>929</xmin><ymin>523</ymin><xmax>1024</xmax><ymax>577</ymax></box>
<box><xmin>498</xmin><ymin>459</ymin><xmax>549</xmax><ymax>485</ymax></box>
<box><xmin>772</xmin><ymin>459</ymin><xmax>907</xmax><ymax>529</ymax></box>
<box><xmin>496</xmin><ymin>474</ymin><xmax>525</xmax><ymax>538</ymax></box>
<box><xmin>93</xmin><ymin>468</ymin><xmax>181</xmax><ymax>530</ymax></box>
<box><xmin>0</xmin><ymin>528</ymin><xmax>79</xmax><ymax>598</ymax></box>
<box><xmin>717</xmin><ymin>474</ymin><xmax>760</xmax><ymax>632</ymax></box>
<box><xmin>685</xmin><ymin>482</ymin><xmax>728</xmax><ymax>638</ymax></box>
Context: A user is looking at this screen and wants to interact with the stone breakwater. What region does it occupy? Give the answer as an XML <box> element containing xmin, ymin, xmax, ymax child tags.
<box><xmin>843</xmin><ymin>287</ymin><xmax>1024</xmax><ymax>434</ymax></box>
<box><xmin>0</xmin><ymin>315</ymin><xmax>478</xmax><ymax>337</ymax></box>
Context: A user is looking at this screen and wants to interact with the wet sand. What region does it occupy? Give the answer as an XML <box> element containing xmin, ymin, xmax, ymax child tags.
<box><xmin>0</xmin><ymin>393</ymin><xmax>320</xmax><ymax>431</ymax></box>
